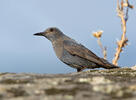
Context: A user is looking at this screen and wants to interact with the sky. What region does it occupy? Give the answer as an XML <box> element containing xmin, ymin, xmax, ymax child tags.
<box><xmin>0</xmin><ymin>0</ymin><xmax>136</xmax><ymax>74</ymax></box>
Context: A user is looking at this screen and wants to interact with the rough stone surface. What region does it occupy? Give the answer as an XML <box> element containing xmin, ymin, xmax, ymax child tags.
<box><xmin>0</xmin><ymin>68</ymin><xmax>136</xmax><ymax>100</ymax></box>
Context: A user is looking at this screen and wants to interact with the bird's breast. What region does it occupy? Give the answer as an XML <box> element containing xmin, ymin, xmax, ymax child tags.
<box><xmin>52</xmin><ymin>41</ymin><xmax>63</xmax><ymax>59</ymax></box>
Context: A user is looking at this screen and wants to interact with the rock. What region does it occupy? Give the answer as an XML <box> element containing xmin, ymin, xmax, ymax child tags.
<box><xmin>0</xmin><ymin>68</ymin><xmax>136</xmax><ymax>100</ymax></box>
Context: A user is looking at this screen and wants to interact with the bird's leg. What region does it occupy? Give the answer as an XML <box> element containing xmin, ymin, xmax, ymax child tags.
<box><xmin>77</xmin><ymin>68</ymin><xmax>83</xmax><ymax>72</ymax></box>
<box><xmin>77</xmin><ymin>66</ymin><xmax>87</xmax><ymax>72</ymax></box>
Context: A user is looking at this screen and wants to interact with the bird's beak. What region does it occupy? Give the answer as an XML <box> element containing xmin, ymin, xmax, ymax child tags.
<box><xmin>34</xmin><ymin>32</ymin><xmax>44</xmax><ymax>36</ymax></box>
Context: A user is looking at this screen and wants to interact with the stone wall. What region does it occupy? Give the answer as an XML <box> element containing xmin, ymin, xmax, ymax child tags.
<box><xmin>0</xmin><ymin>68</ymin><xmax>136</xmax><ymax>100</ymax></box>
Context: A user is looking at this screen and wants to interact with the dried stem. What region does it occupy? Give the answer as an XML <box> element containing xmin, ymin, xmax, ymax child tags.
<box><xmin>97</xmin><ymin>38</ymin><xmax>107</xmax><ymax>60</ymax></box>
<box><xmin>92</xmin><ymin>31</ymin><xmax>107</xmax><ymax>59</ymax></box>
<box><xmin>112</xmin><ymin>0</ymin><xmax>133</xmax><ymax>65</ymax></box>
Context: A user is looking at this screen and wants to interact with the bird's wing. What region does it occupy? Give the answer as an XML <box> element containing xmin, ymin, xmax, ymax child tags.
<box><xmin>63</xmin><ymin>40</ymin><xmax>105</xmax><ymax>65</ymax></box>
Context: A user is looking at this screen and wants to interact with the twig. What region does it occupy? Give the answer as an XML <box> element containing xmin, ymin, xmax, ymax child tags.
<box><xmin>93</xmin><ymin>31</ymin><xmax>107</xmax><ymax>59</ymax></box>
<box><xmin>112</xmin><ymin>0</ymin><xmax>133</xmax><ymax>65</ymax></box>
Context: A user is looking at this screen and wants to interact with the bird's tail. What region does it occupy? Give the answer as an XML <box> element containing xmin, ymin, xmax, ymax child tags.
<box><xmin>101</xmin><ymin>58</ymin><xmax>120</xmax><ymax>69</ymax></box>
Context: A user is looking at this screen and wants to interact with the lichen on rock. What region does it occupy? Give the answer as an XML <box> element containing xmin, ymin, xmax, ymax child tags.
<box><xmin>0</xmin><ymin>68</ymin><xmax>136</xmax><ymax>100</ymax></box>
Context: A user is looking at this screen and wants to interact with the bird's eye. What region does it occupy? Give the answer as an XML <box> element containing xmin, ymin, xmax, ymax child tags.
<box><xmin>50</xmin><ymin>28</ymin><xmax>54</xmax><ymax>32</ymax></box>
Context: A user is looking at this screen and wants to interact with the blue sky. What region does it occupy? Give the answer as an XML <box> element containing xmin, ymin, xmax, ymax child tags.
<box><xmin>0</xmin><ymin>0</ymin><xmax>136</xmax><ymax>73</ymax></box>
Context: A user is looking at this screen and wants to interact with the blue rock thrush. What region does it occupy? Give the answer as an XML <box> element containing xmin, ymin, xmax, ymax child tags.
<box><xmin>34</xmin><ymin>27</ymin><xmax>119</xmax><ymax>72</ymax></box>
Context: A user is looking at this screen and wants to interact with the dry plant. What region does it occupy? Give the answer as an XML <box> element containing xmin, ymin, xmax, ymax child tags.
<box><xmin>92</xmin><ymin>0</ymin><xmax>133</xmax><ymax>65</ymax></box>
<box><xmin>92</xmin><ymin>31</ymin><xmax>107</xmax><ymax>60</ymax></box>
<box><xmin>112</xmin><ymin>0</ymin><xmax>134</xmax><ymax>65</ymax></box>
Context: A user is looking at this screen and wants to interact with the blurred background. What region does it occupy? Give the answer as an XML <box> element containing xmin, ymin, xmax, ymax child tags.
<box><xmin>0</xmin><ymin>0</ymin><xmax>135</xmax><ymax>73</ymax></box>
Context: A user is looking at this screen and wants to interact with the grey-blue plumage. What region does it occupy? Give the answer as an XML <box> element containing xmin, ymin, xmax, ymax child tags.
<box><xmin>34</xmin><ymin>27</ymin><xmax>119</xmax><ymax>72</ymax></box>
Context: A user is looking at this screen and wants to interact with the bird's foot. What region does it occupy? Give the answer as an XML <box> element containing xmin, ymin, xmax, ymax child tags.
<box><xmin>77</xmin><ymin>67</ymin><xmax>87</xmax><ymax>72</ymax></box>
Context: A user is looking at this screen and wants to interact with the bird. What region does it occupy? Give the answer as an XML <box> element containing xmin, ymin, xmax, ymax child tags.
<box><xmin>34</xmin><ymin>27</ymin><xmax>119</xmax><ymax>72</ymax></box>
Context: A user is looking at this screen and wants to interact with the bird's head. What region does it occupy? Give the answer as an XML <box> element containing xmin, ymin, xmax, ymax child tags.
<box><xmin>34</xmin><ymin>27</ymin><xmax>63</xmax><ymax>42</ymax></box>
